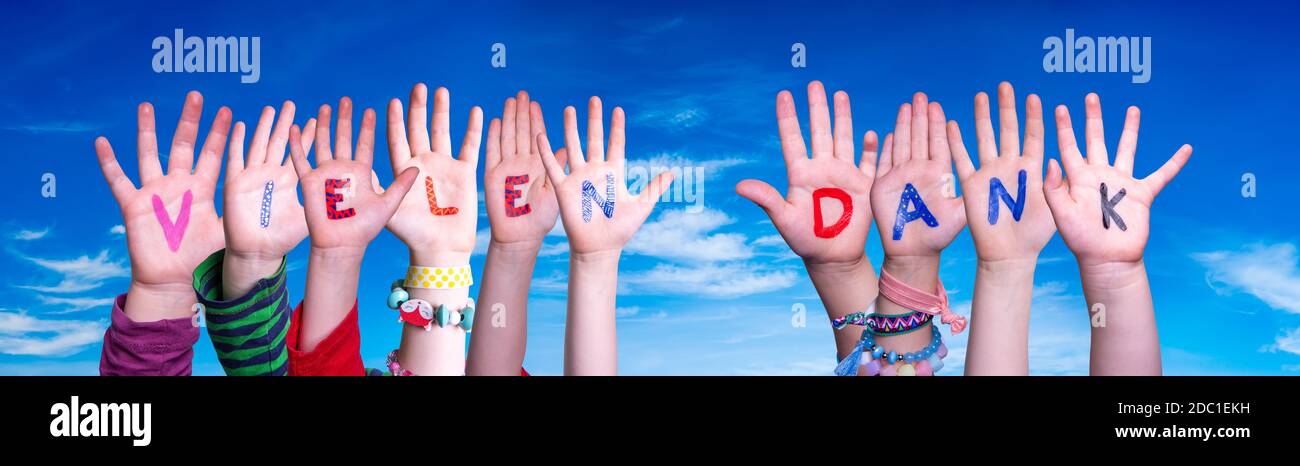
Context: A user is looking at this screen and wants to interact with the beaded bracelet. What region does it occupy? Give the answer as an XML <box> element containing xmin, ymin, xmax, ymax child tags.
<box><xmin>833</xmin><ymin>323</ymin><xmax>948</xmax><ymax>376</ymax></box>
<box><xmin>386</xmin><ymin>279</ymin><xmax>475</xmax><ymax>332</ymax></box>
<box><xmin>386</xmin><ymin>349</ymin><xmax>415</xmax><ymax>376</ymax></box>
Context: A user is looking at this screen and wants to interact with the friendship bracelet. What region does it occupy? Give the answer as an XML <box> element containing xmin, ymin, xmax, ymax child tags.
<box><xmin>386</xmin><ymin>279</ymin><xmax>476</xmax><ymax>332</ymax></box>
<box><xmin>832</xmin><ymin>310</ymin><xmax>932</xmax><ymax>336</ymax></box>
<box><xmin>879</xmin><ymin>268</ymin><xmax>967</xmax><ymax>334</ymax></box>
<box><xmin>833</xmin><ymin>324</ymin><xmax>948</xmax><ymax>376</ymax></box>
<box><xmin>404</xmin><ymin>265</ymin><xmax>473</xmax><ymax>289</ymax></box>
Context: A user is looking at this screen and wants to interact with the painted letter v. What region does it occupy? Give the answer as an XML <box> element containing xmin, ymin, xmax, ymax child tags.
<box><xmin>152</xmin><ymin>190</ymin><xmax>193</xmax><ymax>252</ymax></box>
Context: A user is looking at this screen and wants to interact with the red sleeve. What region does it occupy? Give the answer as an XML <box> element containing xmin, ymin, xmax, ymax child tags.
<box><xmin>286</xmin><ymin>300</ymin><xmax>365</xmax><ymax>376</ymax></box>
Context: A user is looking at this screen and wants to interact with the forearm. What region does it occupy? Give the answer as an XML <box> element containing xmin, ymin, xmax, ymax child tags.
<box><xmin>299</xmin><ymin>246</ymin><xmax>364</xmax><ymax>352</ymax></box>
<box><xmin>965</xmin><ymin>258</ymin><xmax>1036</xmax><ymax>375</ymax></box>
<box><xmin>871</xmin><ymin>255</ymin><xmax>942</xmax><ymax>362</ymax></box>
<box><xmin>1080</xmin><ymin>260</ymin><xmax>1160</xmax><ymax>375</ymax></box>
<box><xmin>222</xmin><ymin>249</ymin><xmax>284</xmax><ymax>298</ymax></box>
<box><xmin>124</xmin><ymin>281</ymin><xmax>198</xmax><ymax>322</ymax></box>
<box><xmin>564</xmin><ymin>250</ymin><xmax>620</xmax><ymax>375</ymax></box>
<box><xmin>805</xmin><ymin>254</ymin><xmax>878</xmax><ymax>359</ymax></box>
<box><xmin>466</xmin><ymin>240</ymin><xmax>541</xmax><ymax>375</ymax></box>
<box><xmin>397</xmin><ymin>250</ymin><xmax>472</xmax><ymax>376</ymax></box>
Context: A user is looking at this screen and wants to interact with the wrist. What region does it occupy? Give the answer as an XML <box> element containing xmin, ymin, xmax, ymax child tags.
<box><xmin>1078</xmin><ymin>259</ymin><xmax>1147</xmax><ymax>292</ymax></box>
<box><xmin>881</xmin><ymin>254</ymin><xmax>940</xmax><ymax>290</ymax></box>
<box><xmin>804</xmin><ymin>253</ymin><xmax>872</xmax><ymax>279</ymax></box>
<box><xmin>124</xmin><ymin>280</ymin><xmax>197</xmax><ymax>322</ymax></box>
<box><xmin>409</xmin><ymin>250</ymin><xmax>472</xmax><ymax>266</ymax></box>
<box><xmin>976</xmin><ymin>257</ymin><xmax>1038</xmax><ymax>281</ymax></box>
<box><xmin>487</xmin><ymin>238</ymin><xmax>542</xmax><ymax>262</ymax></box>
<box><xmin>222</xmin><ymin>250</ymin><xmax>284</xmax><ymax>297</ymax></box>
<box><xmin>571</xmin><ymin>249</ymin><xmax>622</xmax><ymax>267</ymax></box>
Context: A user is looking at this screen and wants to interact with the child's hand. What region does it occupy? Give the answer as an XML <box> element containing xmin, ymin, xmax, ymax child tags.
<box><xmin>947</xmin><ymin>82</ymin><xmax>1056</xmax><ymax>262</ymax></box>
<box><xmin>1043</xmin><ymin>93</ymin><xmax>1192</xmax><ymax>265</ymax></box>
<box><xmin>94</xmin><ymin>91</ymin><xmax>229</xmax><ymax>310</ymax></box>
<box><xmin>870</xmin><ymin>93</ymin><xmax>967</xmax><ymax>258</ymax></box>
<box><xmin>384</xmin><ymin>84</ymin><xmax>483</xmax><ymax>262</ymax></box>
<box><xmin>484</xmin><ymin>91</ymin><xmax>560</xmax><ymax>246</ymax></box>
<box><xmin>224</xmin><ymin>102</ymin><xmax>315</xmax><ymax>262</ymax></box>
<box><xmin>537</xmin><ymin>97</ymin><xmax>674</xmax><ymax>255</ymax></box>
<box><xmin>288</xmin><ymin>98</ymin><xmax>418</xmax><ymax>252</ymax></box>
<box><xmin>735</xmin><ymin>81</ymin><xmax>879</xmax><ymax>266</ymax></box>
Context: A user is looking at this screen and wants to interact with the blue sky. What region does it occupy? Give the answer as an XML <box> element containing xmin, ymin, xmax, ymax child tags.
<box><xmin>1</xmin><ymin>0</ymin><xmax>1298</xmax><ymax>375</ymax></box>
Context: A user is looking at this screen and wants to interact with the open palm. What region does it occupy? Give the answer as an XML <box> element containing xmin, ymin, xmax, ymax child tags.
<box><xmin>385</xmin><ymin>84</ymin><xmax>482</xmax><ymax>256</ymax></box>
<box><xmin>224</xmin><ymin>102</ymin><xmax>315</xmax><ymax>259</ymax></box>
<box><xmin>289</xmin><ymin>98</ymin><xmax>417</xmax><ymax>251</ymax></box>
<box><xmin>485</xmin><ymin>91</ymin><xmax>561</xmax><ymax>245</ymax></box>
<box><xmin>1044</xmin><ymin>93</ymin><xmax>1192</xmax><ymax>264</ymax></box>
<box><xmin>94</xmin><ymin>91</ymin><xmax>229</xmax><ymax>287</ymax></box>
<box><xmin>538</xmin><ymin>97</ymin><xmax>674</xmax><ymax>254</ymax></box>
<box><xmin>736</xmin><ymin>81</ymin><xmax>878</xmax><ymax>265</ymax></box>
<box><xmin>871</xmin><ymin>93</ymin><xmax>967</xmax><ymax>257</ymax></box>
<box><xmin>948</xmin><ymin>82</ymin><xmax>1055</xmax><ymax>262</ymax></box>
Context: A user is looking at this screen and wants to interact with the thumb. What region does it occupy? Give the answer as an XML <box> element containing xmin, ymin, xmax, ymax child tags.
<box><xmin>1042</xmin><ymin>158</ymin><xmax>1076</xmax><ymax>224</ymax></box>
<box><xmin>632</xmin><ymin>170</ymin><xmax>675</xmax><ymax>225</ymax></box>
<box><xmin>736</xmin><ymin>179</ymin><xmax>788</xmax><ymax>220</ymax></box>
<box><xmin>381</xmin><ymin>166</ymin><xmax>420</xmax><ymax>215</ymax></box>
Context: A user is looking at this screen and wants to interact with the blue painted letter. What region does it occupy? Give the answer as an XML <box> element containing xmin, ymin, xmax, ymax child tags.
<box><xmin>988</xmin><ymin>169</ymin><xmax>1027</xmax><ymax>225</ymax></box>
<box><xmin>891</xmin><ymin>183</ymin><xmax>939</xmax><ymax>240</ymax></box>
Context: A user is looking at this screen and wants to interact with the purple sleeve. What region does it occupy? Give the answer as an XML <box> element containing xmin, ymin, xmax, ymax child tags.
<box><xmin>99</xmin><ymin>294</ymin><xmax>200</xmax><ymax>376</ymax></box>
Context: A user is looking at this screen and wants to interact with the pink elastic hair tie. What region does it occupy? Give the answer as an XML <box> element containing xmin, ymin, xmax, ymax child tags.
<box><xmin>879</xmin><ymin>269</ymin><xmax>966</xmax><ymax>334</ymax></box>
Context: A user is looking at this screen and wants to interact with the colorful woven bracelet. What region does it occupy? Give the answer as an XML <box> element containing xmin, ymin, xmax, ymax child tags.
<box><xmin>404</xmin><ymin>265</ymin><xmax>473</xmax><ymax>289</ymax></box>
<box><xmin>386</xmin><ymin>279</ymin><xmax>475</xmax><ymax>332</ymax></box>
<box><xmin>832</xmin><ymin>309</ymin><xmax>931</xmax><ymax>336</ymax></box>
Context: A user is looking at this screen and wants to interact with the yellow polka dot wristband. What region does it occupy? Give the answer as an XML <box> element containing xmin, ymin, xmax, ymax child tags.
<box><xmin>404</xmin><ymin>265</ymin><xmax>474</xmax><ymax>289</ymax></box>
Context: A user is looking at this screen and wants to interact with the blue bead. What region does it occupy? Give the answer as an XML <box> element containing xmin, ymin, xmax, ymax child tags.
<box><xmin>386</xmin><ymin>289</ymin><xmax>408</xmax><ymax>309</ymax></box>
<box><xmin>887</xmin><ymin>351</ymin><xmax>898</xmax><ymax>364</ymax></box>
<box><xmin>903</xmin><ymin>353</ymin><xmax>915</xmax><ymax>364</ymax></box>
<box><xmin>437</xmin><ymin>304</ymin><xmax>451</xmax><ymax>327</ymax></box>
<box><xmin>460</xmin><ymin>305</ymin><xmax>475</xmax><ymax>331</ymax></box>
<box><xmin>871</xmin><ymin>345</ymin><xmax>885</xmax><ymax>359</ymax></box>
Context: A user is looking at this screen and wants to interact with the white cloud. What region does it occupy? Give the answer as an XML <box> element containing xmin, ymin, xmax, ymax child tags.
<box><xmin>620</xmin><ymin>262</ymin><xmax>797</xmax><ymax>298</ymax></box>
<box><xmin>616</xmin><ymin>306</ymin><xmax>640</xmax><ymax>317</ymax></box>
<box><xmin>108</xmin><ymin>225</ymin><xmax>126</xmax><ymax>235</ymax></box>
<box><xmin>1262</xmin><ymin>327</ymin><xmax>1300</xmax><ymax>356</ymax></box>
<box><xmin>0</xmin><ymin>310</ymin><xmax>105</xmax><ymax>356</ymax></box>
<box><xmin>37</xmin><ymin>295</ymin><xmax>116</xmax><ymax>313</ymax></box>
<box><xmin>12</xmin><ymin>228</ymin><xmax>50</xmax><ymax>241</ymax></box>
<box><xmin>15</xmin><ymin>250</ymin><xmax>129</xmax><ymax>293</ymax></box>
<box><xmin>538</xmin><ymin>241</ymin><xmax>569</xmax><ymax>257</ymax></box>
<box><xmin>1193</xmin><ymin>242</ymin><xmax>1300</xmax><ymax>314</ymax></box>
<box><xmin>625</xmin><ymin>208</ymin><xmax>752</xmax><ymax>262</ymax></box>
<box><xmin>629</xmin><ymin>152</ymin><xmax>750</xmax><ymax>176</ymax></box>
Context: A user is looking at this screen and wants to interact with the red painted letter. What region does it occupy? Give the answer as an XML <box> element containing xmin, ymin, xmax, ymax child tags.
<box><xmin>812</xmin><ymin>188</ymin><xmax>852</xmax><ymax>238</ymax></box>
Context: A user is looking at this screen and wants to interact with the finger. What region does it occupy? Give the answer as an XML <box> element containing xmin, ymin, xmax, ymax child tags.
<box><xmin>538</xmin><ymin>133</ymin><xmax>566</xmax><ymax>185</ymax></box>
<box><xmin>947</xmin><ymin>121</ymin><xmax>975</xmax><ymax>180</ymax></box>
<box><xmin>314</xmin><ymin>104</ymin><xmax>333</xmax><ymax>163</ymax></box>
<box><xmin>530</xmin><ymin>101</ymin><xmax>547</xmax><ymax>154</ymax></box>
<box><xmin>608</xmin><ymin>107</ymin><xmax>626</xmax><ymax>164</ymax></box>
<box><xmin>382</xmin><ymin>167</ymin><xmax>420</xmax><ymax>215</ymax></box>
<box><xmin>974</xmin><ymin>91</ymin><xmax>997</xmax><ymax>166</ymax></box>
<box><xmin>248</xmin><ymin>105</ymin><xmax>275</xmax><ymax>166</ymax></box>
<box><xmin>928</xmin><ymin>102</ymin><xmax>950</xmax><ymax>164</ymax></box>
<box><xmin>878</xmin><ymin>132</ymin><xmax>894</xmax><ymax>177</ymax></box>
<box><xmin>167</xmin><ymin>90</ymin><xmax>204</xmax><ymax>175</ymax></box>
<box><xmin>135</xmin><ymin>103</ymin><xmax>164</xmax><ymax>183</ymax></box>
<box><xmin>335</xmin><ymin>97</ymin><xmax>354</xmax><ymax>161</ymax></box>
<box><xmin>735</xmin><ymin>179</ymin><xmax>787</xmax><ymax>219</ymax></box>
<box><xmin>485</xmin><ymin>118</ymin><xmax>502</xmax><ymax>169</ymax></box>
<box><xmin>1084</xmin><ymin>93</ymin><xmax>1109</xmax><ymax>166</ymax></box>
<box><xmin>1043</xmin><ymin>158</ymin><xmax>1077</xmax><ymax>223</ymax></box>
<box><xmin>288</xmin><ymin>125</ymin><xmax>312</xmax><ymax>179</ymax></box>
<box><xmin>776</xmin><ymin>90</ymin><xmax>808</xmax><ymax>167</ymax></box>
<box><xmin>586</xmin><ymin>96</ymin><xmax>605</xmax><ymax>163</ymax></box>
<box><xmin>859</xmin><ymin>130</ymin><xmax>878</xmax><ymax>178</ymax></box>
<box><xmin>892</xmin><ymin>103</ymin><xmax>911</xmax><ymax>165</ymax></box>
<box><xmin>296</xmin><ymin>118</ymin><xmax>316</xmax><ymax>166</ymax></box>
<box><xmin>196</xmin><ymin>106</ymin><xmax>232</xmax><ymax>183</ymax></box>
<box><xmin>833</xmin><ymin>91</ymin><xmax>854</xmax><ymax>162</ymax></box>
<box><xmin>228</xmin><ymin>122</ymin><xmax>246</xmax><ymax>176</ymax></box>
<box><xmin>563</xmin><ymin>106</ymin><xmax>585</xmax><ymax>166</ymax></box>
<box><xmin>1023</xmin><ymin>94</ymin><xmax>1045</xmax><ymax>164</ymax></box>
<box><xmin>387</xmin><ymin>99</ymin><xmax>411</xmax><ymax>170</ymax></box>
<box><xmin>407</xmin><ymin>83</ymin><xmax>431</xmax><ymax>153</ymax></box>
<box><xmin>514</xmin><ymin>91</ymin><xmax>531</xmax><ymax>156</ymax></box>
<box><xmin>267</xmin><ymin>101</ymin><xmax>296</xmax><ymax>167</ymax></box>
<box><xmin>633</xmin><ymin>170</ymin><xmax>675</xmax><ymax>224</ymax></box>
<box><xmin>1114</xmin><ymin>106</ymin><xmax>1141</xmax><ymax>176</ymax></box>
<box><xmin>1142</xmin><ymin>144</ymin><xmax>1192</xmax><ymax>198</ymax></box>
<box><xmin>1054</xmin><ymin>105</ymin><xmax>1085</xmax><ymax>179</ymax></box>
<box><xmin>807</xmin><ymin>81</ymin><xmax>833</xmax><ymax>159</ymax></box>
<box><xmin>997</xmin><ymin>82</ymin><xmax>1021</xmax><ymax>159</ymax></box>
<box><xmin>431</xmin><ymin>87</ymin><xmax>452</xmax><ymax>155</ymax></box>
<box><xmin>95</xmin><ymin>137</ymin><xmax>137</xmax><ymax>201</ymax></box>
<box><xmin>355</xmin><ymin>108</ymin><xmax>376</xmax><ymax>167</ymax></box>
<box><xmin>459</xmin><ymin>106</ymin><xmax>483</xmax><ymax>166</ymax></box>
<box><xmin>910</xmin><ymin>92</ymin><xmax>929</xmax><ymax>160</ymax></box>
<box><xmin>501</xmin><ymin>97</ymin><xmax>517</xmax><ymax>159</ymax></box>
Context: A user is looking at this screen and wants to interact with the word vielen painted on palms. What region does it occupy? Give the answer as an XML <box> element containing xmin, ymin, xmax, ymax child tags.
<box><xmin>1100</xmin><ymin>182</ymin><xmax>1127</xmax><ymax>231</ymax></box>
<box><xmin>259</xmin><ymin>180</ymin><xmax>274</xmax><ymax>228</ymax></box>
<box><xmin>988</xmin><ymin>169</ymin><xmax>1027</xmax><ymax>225</ymax></box>
<box><xmin>324</xmin><ymin>178</ymin><xmax>356</xmax><ymax>220</ymax></box>
<box><xmin>581</xmin><ymin>172</ymin><xmax>616</xmax><ymax>223</ymax></box>
<box><xmin>812</xmin><ymin>187</ymin><xmax>852</xmax><ymax>238</ymax></box>
<box><xmin>425</xmin><ymin>176</ymin><xmax>459</xmax><ymax>216</ymax></box>
<box><xmin>503</xmin><ymin>174</ymin><xmax>532</xmax><ymax>217</ymax></box>
<box><xmin>152</xmin><ymin>190</ymin><xmax>193</xmax><ymax>252</ymax></box>
<box><xmin>892</xmin><ymin>183</ymin><xmax>938</xmax><ymax>240</ymax></box>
